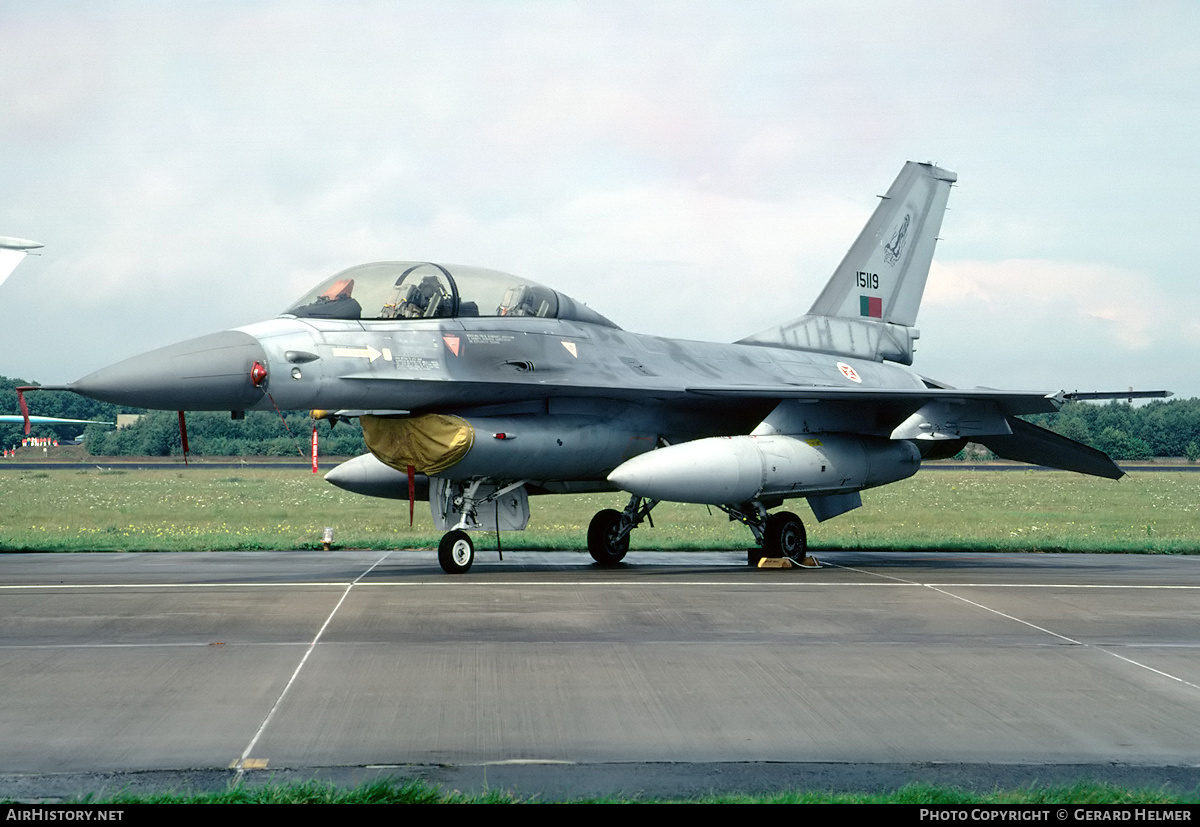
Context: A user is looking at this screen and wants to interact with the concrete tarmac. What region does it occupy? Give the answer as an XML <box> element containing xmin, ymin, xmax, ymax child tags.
<box><xmin>2</xmin><ymin>549</ymin><xmax>1199</xmax><ymax>800</ymax></box>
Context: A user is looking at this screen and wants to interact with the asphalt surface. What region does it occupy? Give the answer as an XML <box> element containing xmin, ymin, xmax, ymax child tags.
<box><xmin>2</xmin><ymin>549</ymin><xmax>1199</xmax><ymax>801</ymax></box>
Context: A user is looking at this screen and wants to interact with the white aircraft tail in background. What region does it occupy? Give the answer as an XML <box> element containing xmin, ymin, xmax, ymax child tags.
<box><xmin>0</xmin><ymin>236</ymin><xmax>43</xmax><ymax>289</ymax></box>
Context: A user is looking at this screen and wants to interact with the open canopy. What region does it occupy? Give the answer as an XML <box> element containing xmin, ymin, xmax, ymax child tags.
<box><xmin>283</xmin><ymin>262</ymin><xmax>617</xmax><ymax>327</ymax></box>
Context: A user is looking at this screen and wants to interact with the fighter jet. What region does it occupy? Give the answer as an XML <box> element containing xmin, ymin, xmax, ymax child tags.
<box><xmin>30</xmin><ymin>162</ymin><xmax>1166</xmax><ymax>573</ymax></box>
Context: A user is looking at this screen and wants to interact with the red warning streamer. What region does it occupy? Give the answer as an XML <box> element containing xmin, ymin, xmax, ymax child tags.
<box><xmin>407</xmin><ymin>465</ymin><xmax>416</xmax><ymax>527</ymax></box>
<box><xmin>177</xmin><ymin>411</ymin><xmax>190</xmax><ymax>466</ymax></box>
<box><xmin>15</xmin><ymin>387</ymin><xmax>31</xmax><ymax>435</ymax></box>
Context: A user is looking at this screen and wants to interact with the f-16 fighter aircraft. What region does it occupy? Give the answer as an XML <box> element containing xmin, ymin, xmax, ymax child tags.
<box><xmin>36</xmin><ymin>162</ymin><xmax>1166</xmax><ymax>573</ymax></box>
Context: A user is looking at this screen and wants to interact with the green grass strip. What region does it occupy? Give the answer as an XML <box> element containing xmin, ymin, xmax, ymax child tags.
<box><xmin>29</xmin><ymin>778</ymin><xmax>1194</xmax><ymax>804</ymax></box>
<box><xmin>2</xmin><ymin>467</ymin><xmax>1198</xmax><ymax>554</ymax></box>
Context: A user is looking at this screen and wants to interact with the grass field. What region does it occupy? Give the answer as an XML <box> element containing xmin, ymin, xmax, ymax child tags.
<box><xmin>2</xmin><ymin>465</ymin><xmax>1197</xmax><ymax>553</ymax></box>
<box><xmin>46</xmin><ymin>778</ymin><xmax>1197</xmax><ymax>805</ymax></box>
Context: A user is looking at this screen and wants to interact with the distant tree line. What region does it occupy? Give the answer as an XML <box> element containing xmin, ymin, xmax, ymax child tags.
<box><xmin>4</xmin><ymin>375</ymin><xmax>1199</xmax><ymax>461</ymax></box>
<box><xmin>1022</xmin><ymin>399</ymin><xmax>1200</xmax><ymax>461</ymax></box>
<box><xmin>0</xmin><ymin>376</ymin><xmax>124</xmax><ymax>451</ymax></box>
<box><xmin>83</xmin><ymin>409</ymin><xmax>368</xmax><ymax>457</ymax></box>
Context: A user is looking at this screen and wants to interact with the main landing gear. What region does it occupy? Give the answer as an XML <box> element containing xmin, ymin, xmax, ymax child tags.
<box><xmin>586</xmin><ymin>496</ymin><xmax>809</xmax><ymax>567</ymax></box>
<box><xmin>718</xmin><ymin>502</ymin><xmax>808</xmax><ymax>565</ymax></box>
<box><xmin>587</xmin><ymin>495</ymin><xmax>659</xmax><ymax>566</ymax></box>
<box><xmin>764</xmin><ymin>511</ymin><xmax>808</xmax><ymax>559</ymax></box>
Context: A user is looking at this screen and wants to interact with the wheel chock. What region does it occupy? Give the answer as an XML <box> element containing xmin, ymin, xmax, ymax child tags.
<box><xmin>756</xmin><ymin>555</ymin><xmax>821</xmax><ymax>569</ymax></box>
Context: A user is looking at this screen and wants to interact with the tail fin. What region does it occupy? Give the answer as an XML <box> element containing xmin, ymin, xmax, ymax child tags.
<box><xmin>0</xmin><ymin>236</ymin><xmax>43</xmax><ymax>289</ymax></box>
<box><xmin>740</xmin><ymin>162</ymin><xmax>955</xmax><ymax>365</ymax></box>
<box><xmin>809</xmin><ymin>161</ymin><xmax>956</xmax><ymax>326</ymax></box>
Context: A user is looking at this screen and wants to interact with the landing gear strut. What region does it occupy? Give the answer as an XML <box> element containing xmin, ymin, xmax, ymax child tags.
<box><xmin>587</xmin><ymin>495</ymin><xmax>659</xmax><ymax>566</ymax></box>
<box><xmin>430</xmin><ymin>477</ymin><xmax>531</xmax><ymax>574</ymax></box>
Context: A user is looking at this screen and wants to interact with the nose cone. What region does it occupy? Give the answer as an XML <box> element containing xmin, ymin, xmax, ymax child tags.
<box><xmin>69</xmin><ymin>330</ymin><xmax>269</xmax><ymax>410</ymax></box>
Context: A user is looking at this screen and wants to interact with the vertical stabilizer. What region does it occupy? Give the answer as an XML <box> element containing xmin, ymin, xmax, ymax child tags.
<box><xmin>740</xmin><ymin>162</ymin><xmax>955</xmax><ymax>365</ymax></box>
<box><xmin>809</xmin><ymin>161</ymin><xmax>955</xmax><ymax>326</ymax></box>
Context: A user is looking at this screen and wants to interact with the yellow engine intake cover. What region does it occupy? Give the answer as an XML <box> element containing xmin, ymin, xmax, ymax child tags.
<box><xmin>361</xmin><ymin>413</ymin><xmax>475</xmax><ymax>475</ymax></box>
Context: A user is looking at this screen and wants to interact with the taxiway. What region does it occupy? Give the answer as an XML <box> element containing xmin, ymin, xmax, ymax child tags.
<box><xmin>2</xmin><ymin>549</ymin><xmax>1198</xmax><ymax>799</ymax></box>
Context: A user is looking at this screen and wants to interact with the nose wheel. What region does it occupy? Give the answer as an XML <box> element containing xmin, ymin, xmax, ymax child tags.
<box><xmin>438</xmin><ymin>530</ymin><xmax>475</xmax><ymax>574</ymax></box>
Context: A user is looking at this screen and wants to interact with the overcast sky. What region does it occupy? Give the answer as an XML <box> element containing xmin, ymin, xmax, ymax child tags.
<box><xmin>2</xmin><ymin>1</ymin><xmax>1197</xmax><ymax>400</ymax></box>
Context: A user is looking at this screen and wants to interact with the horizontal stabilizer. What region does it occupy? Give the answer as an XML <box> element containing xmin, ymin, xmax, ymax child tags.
<box><xmin>975</xmin><ymin>418</ymin><xmax>1123</xmax><ymax>480</ymax></box>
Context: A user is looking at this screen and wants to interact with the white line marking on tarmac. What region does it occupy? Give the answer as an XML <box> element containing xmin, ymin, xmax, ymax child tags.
<box><xmin>923</xmin><ymin>584</ymin><xmax>1200</xmax><ymax>589</ymax></box>
<box><xmin>832</xmin><ymin>562</ymin><xmax>1200</xmax><ymax>693</ymax></box>
<box><xmin>829</xmin><ymin>564</ymin><xmax>917</xmax><ymax>585</ymax></box>
<box><xmin>3</xmin><ymin>580</ymin><xmax>1198</xmax><ymax>589</ymax></box>
<box><xmin>0</xmin><ymin>642</ymin><xmax>310</xmax><ymax>650</ymax></box>
<box><xmin>232</xmin><ymin>551</ymin><xmax>393</xmax><ymax>776</ymax></box>
<box><xmin>920</xmin><ymin>585</ymin><xmax>1083</xmax><ymax>644</ymax></box>
<box><xmin>0</xmin><ymin>583</ymin><xmax>362</xmax><ymax>589</ymax></box>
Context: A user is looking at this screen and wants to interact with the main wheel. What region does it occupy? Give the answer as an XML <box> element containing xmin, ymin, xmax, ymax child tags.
<box><xmin>587</xmin><ymin>508</ymin><xmax>630</xmax><ymax>566</ymax></box>
<box><xmin>763</xmin><ymin>511</ymin><xmax>807</xmax><ymax>561</ymax></box>
<box><xmin>438</xmin><ymin>530</ymin><xmax>474</xmax><ymax>574</ymax></box>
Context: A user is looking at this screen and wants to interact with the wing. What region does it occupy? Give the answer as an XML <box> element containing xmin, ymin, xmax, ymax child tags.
<box><xmin>686</xmin><ymin>385</ymin><xmax>1169</xmax><ymax>479</ymax></box>
<box><xmin>687</xmin><ymin>385</ymin><xmax>1065</xmax><ymax>416</ymax></box>
<box><xmin>686</xmin><ymin>385</ymin><xmax>1168</xmax><ymax>414</ymax></box>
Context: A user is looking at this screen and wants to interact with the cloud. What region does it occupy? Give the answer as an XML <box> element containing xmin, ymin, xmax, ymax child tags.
<box><xmin>913</xmin><ymin>258</ymin><xmax>1192</xmax><ymax>397</ymax></box>
<box><xmin>2</xmin><ymin>2</ymin><xmax>1197</xmax><ymax>399</ymax></box>
<box><xmin>926</xmin><ymin>259</ymin><xmax>1198</xmax><ymax>351</ymax></box>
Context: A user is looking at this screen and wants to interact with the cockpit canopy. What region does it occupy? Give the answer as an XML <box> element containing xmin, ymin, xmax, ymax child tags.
<box><xmin>283</xmin><ymin>262</ymin><xmax>618</xmax><ymax>328</ymax></box>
